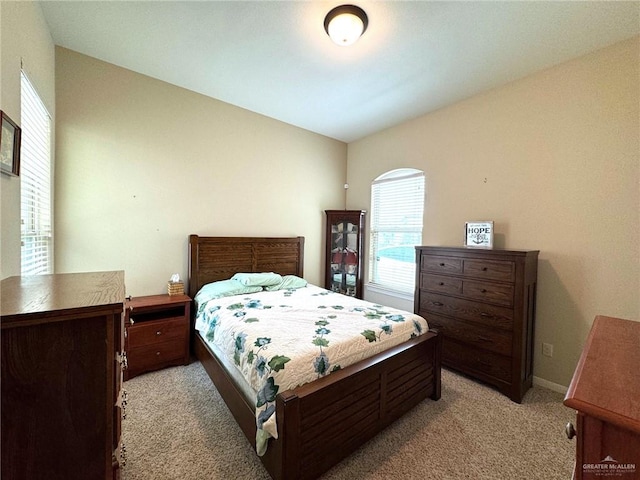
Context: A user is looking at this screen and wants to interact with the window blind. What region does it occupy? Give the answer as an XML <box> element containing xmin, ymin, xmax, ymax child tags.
<box><xmin>21</xmin><ymin>71</ymin><xmax>52</xmax><ymax>275</ymax></box>
<box><xmin>369</xmin><ymin>170</ymin><xmax>424</xmax><ymax>294</ymax></box>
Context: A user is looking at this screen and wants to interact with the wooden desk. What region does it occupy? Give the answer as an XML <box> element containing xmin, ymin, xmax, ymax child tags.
<box><xmin>564</xmin><ymin>315</ymin><xmax>640</xmax><ymax>480</ymax></box>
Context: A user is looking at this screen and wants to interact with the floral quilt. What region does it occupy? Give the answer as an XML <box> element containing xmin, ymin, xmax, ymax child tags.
<box><xmin>194</xmin><ymin>284</ymin><xmax>429</xmax><ymax>456</ymax></box>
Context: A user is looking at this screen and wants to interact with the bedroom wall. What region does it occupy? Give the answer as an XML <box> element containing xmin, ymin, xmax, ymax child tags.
<box><xmin>0</xmin><ymin>2</ymin><xmax>55</xmax><ymax>279</ymax></box>
<box><xmin>54</xmin><ymin>47</ymin><xmax>346</xmax><ymax>296</ymax></box>
<box><xmin>346</xmin><ymin>37</ymin><xmax>640</xmax><ymax>389</ymax></box>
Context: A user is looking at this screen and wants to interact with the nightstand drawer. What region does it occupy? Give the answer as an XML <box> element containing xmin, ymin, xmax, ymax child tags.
<box><xmin>420</xmin><ymin>273</ymin><xmax>463</xmax><ymax>295</ymax></box>
<box><xmin>124</xmin><ymin>294</ymin><xmax>191</xmax><ymax>380</ymax></box>
<box><xmin>463</xmin><ymin>259</ymin><xmax>515</xmax><ymax>283</ymax></box>
<box><xmin>128</xmin><ymin>317</ymin><xmax>187</xmax><ymax>348</ymax></box>
<box><xmin>127</xmin><ymin>338</ymin><xmax>186</xmax><ymax>371</ymax></box>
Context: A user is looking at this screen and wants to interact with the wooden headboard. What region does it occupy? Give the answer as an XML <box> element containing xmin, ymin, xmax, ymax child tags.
<box><xmin>188</xmin><ymin>235</ymin><xmax>305</xmax><ymax>299</ymax></box>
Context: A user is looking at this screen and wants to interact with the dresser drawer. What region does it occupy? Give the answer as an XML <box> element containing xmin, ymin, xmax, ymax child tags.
<box><xmin>128</xmin><ymin>317</ymin><xmax>187</xmax><ymax>348</ymax></box>
<box><xmin>420</xmin><ymin>273</ymin><xmax>463</xmax><ymax>295</ymax></box>
<box><xmin>463</xmin><ymin>259</ymin><xmax>515</xmax><ymax>283</ymax></box>
<box><xmin>127</xmin><ymin>338</ymin><xmax>186</xmax><ymax>371</ymax></box>
<box><xmin>426</xmin><ymin>313</ymin><xmax>512</xmax><ymax>356</ymax></box>
<box><xmin>462</xmin><ymin>280</ymin><xmax>514</xmax><ymax>307</ymax></box>
<box><xmin>443</xmin><ymin>338</ymin><xmax>512</xmax><ymax>383</ymax></box>
<box><xmin>418</xmin><ymin>292</ymin><xmax>513</xmax><ymax>330</ymax></box>
<box><xmin>420</xmin><ymin>255</ymin><xmax>463</xmax><ymax>275</ymax></box>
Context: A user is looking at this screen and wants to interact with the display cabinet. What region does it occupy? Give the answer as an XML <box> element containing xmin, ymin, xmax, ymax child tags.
<box><xmin>325</xmin><ymin>210</ymin><xmax>366</xmax><ymax>299</ymax></box>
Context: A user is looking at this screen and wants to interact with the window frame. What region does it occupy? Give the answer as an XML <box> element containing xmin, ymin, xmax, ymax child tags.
<box><xmin>368</xmin><ymin>168</ymin><xmax>425</xmax><ymax>298</ymax></box>
<box><xmin>20</xmin><ymin>70</ymin><xmax>53</xmax><ymax>276</ymax></box>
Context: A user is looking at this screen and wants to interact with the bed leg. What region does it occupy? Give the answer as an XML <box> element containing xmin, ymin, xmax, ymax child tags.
<box><xmin>260</xmin><ymin>390</ymin><xmax>301</xmax><ymax>480</ymax></box>
<box><xmin>273</xmin><ymin>390</ymin><xmax>301</xmax><ymax>480</ymax></box>
<box><xmin>431</xmin><ymin>331</ymin><xmax>442</xmax><ymax>400</ymax></box>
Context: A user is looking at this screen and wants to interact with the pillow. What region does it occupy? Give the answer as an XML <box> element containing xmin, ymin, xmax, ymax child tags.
<box><xmin>194</xmin><ymin>279</ymin><xmax>262</xmax><ymax>305</ymax></box>
<box><xmin>264</xmin><ymin>275</ymin><xmax>308</xmax><ymax>291</ymax></box>
<box><xmin>231</xmin><ymin>272</ymin><xmax>282</xmax><ymax>287</ymax></box>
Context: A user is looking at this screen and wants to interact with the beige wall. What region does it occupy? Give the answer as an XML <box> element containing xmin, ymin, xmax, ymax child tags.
<box><xmin>10</xmin><ymin>23</ymin><xmax>638</xmax><ymax>388</ymax></box>
<box><xmin>54</xmin><ymin>48</ymin><xmax>347</xmax><ymax>296</ymax></box>
<box><xmin>0</xmin><ymin>2</ymin><xmax>55</xmax><ymax>279</ymax></box>
<box><xmin>346</xmin><ymin>37</ymin><xmax>640</xmax><ymax>388</ymax></box>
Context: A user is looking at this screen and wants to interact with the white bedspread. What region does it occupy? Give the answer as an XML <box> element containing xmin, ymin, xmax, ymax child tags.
<box><xmin>194</xmin><ymin>284</ymin><xmax>429</xmax><ymax>455</ymax></box>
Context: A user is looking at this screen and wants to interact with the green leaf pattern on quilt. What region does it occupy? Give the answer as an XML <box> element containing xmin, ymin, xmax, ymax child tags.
<box><xmin>312</xmin><ymin>317</ymin><xmax>332</xmax><ymax>376</ymax></box>
<box><xmin>194</xmin><ymin>285</ymin><xmax>428</xmax><ymax>457</ymax></box>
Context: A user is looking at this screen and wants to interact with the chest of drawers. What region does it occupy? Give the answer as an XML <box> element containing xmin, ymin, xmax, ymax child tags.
<box><xmin>414</xmin><ymin>246</ymin><xmax>539</xmax><ymax>402</ymax></box>
<box><xmin>1</xmin><ymin>272</ymin><xmax>125</xmax><ymax>479</ymax></box>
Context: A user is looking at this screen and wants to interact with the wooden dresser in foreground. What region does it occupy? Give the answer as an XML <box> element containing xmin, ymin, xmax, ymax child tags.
<box><xmin>414</xmin><ymin>246</ymin><xmax>538</xmax><ymax>402</ymax></box>
<box><xmin>564</xmin><ymin>315</ymin><xmax>640</xmax><ymax>480</ymax></box>
<box><xmin>1</xmin><ymin>271</ymin><xmax>126</xmax><ymax>480</ymax></box>
<box><xmin>124</xmin><ymin>293</ymin><xmax>191</xmax><ymax>380</ymax></box>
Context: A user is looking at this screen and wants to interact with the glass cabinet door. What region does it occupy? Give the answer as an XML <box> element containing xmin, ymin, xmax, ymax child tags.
<box><xmin>325</xmin><ymin>210</ymin><xmax>366</xmax><ymax>299</ymax></box>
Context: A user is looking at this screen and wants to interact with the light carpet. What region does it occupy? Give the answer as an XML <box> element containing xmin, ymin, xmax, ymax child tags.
<box><xmin>121</xmin><ymin>361</ymin><xmax>574</xmax><ymax>479</ymax></box>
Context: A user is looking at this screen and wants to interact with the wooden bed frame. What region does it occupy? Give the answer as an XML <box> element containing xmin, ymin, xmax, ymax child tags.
<box><xmin>188</xmin><ymin>235</ymin><xmax>442</xmax><ymax>480</ymax></box>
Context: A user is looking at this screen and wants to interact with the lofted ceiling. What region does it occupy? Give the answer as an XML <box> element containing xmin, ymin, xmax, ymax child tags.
<box><xmin>40</xmin><ymin>1</ymin><xmax>639</xmax><ymax>143</ymax></box>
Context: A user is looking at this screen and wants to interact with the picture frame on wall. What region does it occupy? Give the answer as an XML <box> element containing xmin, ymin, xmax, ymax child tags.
<box><xmin>0</xmin><ymin>110</ymin><xmax>21</xmax><ymax>177</ymax></box>
<box><xmin>465</xmin><ymin>221</ymin><xmax>494</xmax><ymax>248</ymax></box>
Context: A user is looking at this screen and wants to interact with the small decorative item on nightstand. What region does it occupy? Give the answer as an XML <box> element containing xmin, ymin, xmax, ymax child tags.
<box><xmin>167</xmin><ymin>273</ymin><xmax>184</xmax><ymax>295</ymax></box>
<box><xmin>124</xmin><ymin>293</ymin><xmax>191</xmax><ymax>380</ymax></box>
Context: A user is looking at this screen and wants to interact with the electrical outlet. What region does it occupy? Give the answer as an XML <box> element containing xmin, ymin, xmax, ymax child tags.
<box><xmin>542</xmin><ymin>342</ymin><xmax>554</xmax><ymax>357</ymax></box>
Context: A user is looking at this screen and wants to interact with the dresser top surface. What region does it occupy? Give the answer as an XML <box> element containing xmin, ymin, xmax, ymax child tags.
<box><xmin>564</xmin><ymin>315</ymin><xmax>640</xmax><ymax>431</ymax></box>
<box><xmin>416</xmin><ymin>246</ymin><xmax>539</xmax><ymax>256</ymax></box>
<box><xmin>1</xmin><ymin>271</ymin><xmax>125</xmax><ymax>322</ymax></box>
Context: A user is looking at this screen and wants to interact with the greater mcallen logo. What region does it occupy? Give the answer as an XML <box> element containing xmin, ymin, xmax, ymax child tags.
<box><xmin>583</xmin><ymin>456</ymin><xmax>636</xmax><ymax>476</ymax></box>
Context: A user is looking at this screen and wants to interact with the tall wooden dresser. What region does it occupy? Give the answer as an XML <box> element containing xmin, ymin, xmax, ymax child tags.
<box><xmin>564</xmin><ymin>316</ymin><xmax>640</xmax><ymax>480</ymax></box>
<box><xmin>1</xmin><ymin>271</ymin><xmax>126</xmax><ymax>480</ymax></box>
<box><xmin>414</xmin><ymin>246</ymin><xmax>538</xmax><ymax>402</ymax></box>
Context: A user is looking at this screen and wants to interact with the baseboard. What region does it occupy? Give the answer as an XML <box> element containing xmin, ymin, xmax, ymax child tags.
<box><xmin>533</xmin><ymin>376</ymin><xmax>568</xmax><ymax>394</ymax></box>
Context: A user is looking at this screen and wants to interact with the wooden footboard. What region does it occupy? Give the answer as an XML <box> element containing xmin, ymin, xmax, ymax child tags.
<box><xmin>195</xmin><ymin>330</ymin><xmax>441</xmax><ymax>480</ymax></box>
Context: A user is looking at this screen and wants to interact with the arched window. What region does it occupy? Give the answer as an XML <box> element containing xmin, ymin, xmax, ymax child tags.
<box><xmin>369</xmin><ymin>168</ymin><xmax>425</xmax><ymax>295</ymax></box>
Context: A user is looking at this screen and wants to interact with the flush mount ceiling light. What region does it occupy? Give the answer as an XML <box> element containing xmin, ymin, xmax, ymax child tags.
<box><xmin>324</xmin><ymin>4</ymin><xmax>368</xmax><ymax>46</ymax></box>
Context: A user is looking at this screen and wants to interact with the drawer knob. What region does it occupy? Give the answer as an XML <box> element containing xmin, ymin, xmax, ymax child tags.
<box><xmin>433</xmin><ymin>302</ymin><xmax>444</xmax><ymax>306</ymax></box>
<box><xmin>481</xmin><ymin>288</ymin><xmax>487</xmax><ymax>293</ymax></box>
<box><xmin>565</xmin><ymin>422</ymin><xmax>576</xmax><ymax>440</ymax></box>
<box><xmin>438</xmin><ymin>282</ymin><xmax>444</xmax><ymax>286</ymax></box>
<box><xmin>156</xmin><ymin>331</ymin><xmax>162</xmax><ymax>336</ymax></box>
<box><xmin>156</xmin><ymin>351</ymin><xmax>161</xmax><ymax>356</ymax></box>
<box><xmin>482</xmin><ymin>267</ymin><xmax>488</xmax><ymax>271</ymax></box>
<box><xmin>439</xmin><ymin>263</ymin><xmax>445</xmax><ymax>267</ymax></box>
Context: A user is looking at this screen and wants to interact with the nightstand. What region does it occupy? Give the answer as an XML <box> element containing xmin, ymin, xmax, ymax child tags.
<box><xmin>124</xmin><ymin>294</ymin><xmax>191</xmax><ymax>380</ymax></box>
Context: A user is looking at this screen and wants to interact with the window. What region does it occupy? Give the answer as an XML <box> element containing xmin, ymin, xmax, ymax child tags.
<box><xmin>20</xmin><ymin>71</ymin><xmax>52</xmax><ymax>275</ymax></box>
<box><xmin>369</xmin><ymin>169</ymin><xmax>424</xmax><ymax>295</ymax></box>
